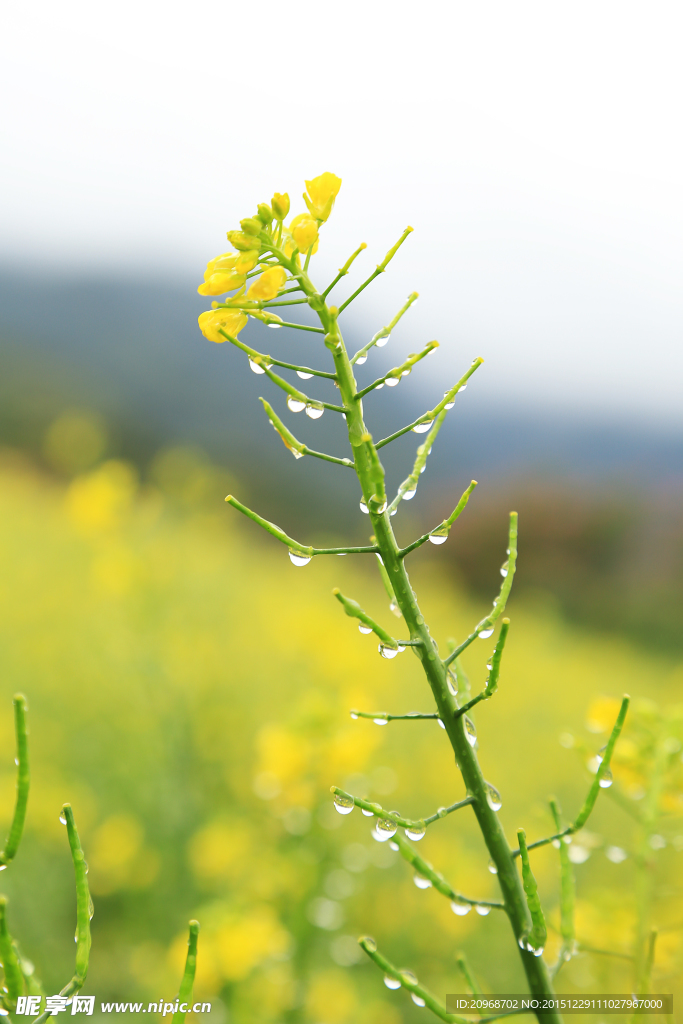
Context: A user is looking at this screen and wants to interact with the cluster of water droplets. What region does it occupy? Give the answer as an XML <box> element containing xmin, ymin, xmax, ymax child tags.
<box><xmin>518</xmin><ymin>937</ymin><xmax>544</xmax><ymax>957</ymax></box>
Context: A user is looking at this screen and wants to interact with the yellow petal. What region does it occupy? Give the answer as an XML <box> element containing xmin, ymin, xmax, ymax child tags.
<box><xmin>289</xmin><ymin>214</ymin><xmax>318</xmax><ymax>253</ymax></box>
<box><xmin>198</xmin><ymin>309</ymin><xmax>248</xmax><ymax>343</ymax></box>
<box><xmin>247</xmin><ymin>267</ymin><xmax>287</xmax><ymax>302</ymax></box>
<box><xmin>198</xmin><ymin>272</ymin><xmax>247</xmax><ymax>296</ymax></box>
<box><xmin>304</xmin><ymin>172</ymin><xmax>342</xmax><ymax>210</ymax></box>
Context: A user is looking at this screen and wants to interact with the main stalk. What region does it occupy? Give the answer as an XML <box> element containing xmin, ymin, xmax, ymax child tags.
<box><xmin>288</xmin><ymin>258</ymin><xmax>562</xmax><ymax>1022</ymax></box>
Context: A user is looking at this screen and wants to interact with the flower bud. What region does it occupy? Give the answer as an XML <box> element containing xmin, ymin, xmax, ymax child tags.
<box><xmin>235</xmin><ymin>250</ymin><xmax>259</xmax><ymax>273</ymax></box>
<box><xmin>197</xmin><ymin>271</ymin><xmax>246</xmax><ymax>296</ymax></box>
<box><xmin>227</xmin><ymin>230</ymin><xmax>262</xmax><ymax>252</ymax></box>
<box><xmin>247</xmin><ymin>266</ymin><xmax>287</xmax><ymax>302</ymax></box>
<box><xmin>289</xmin><ymin>213</ymin><xmax>318</xmax><ymax>253</ymax></box>
<box><xmin>271</xmin><ymin>192</ymin><xmax>290</xmax><ymax>220</ymax></box>
<box><xmin>240</xmin><ymin>217</ymin><xmax>263</xmax><ymax>236</ymax></box>
<box><xmin>303</xmin><ymin>172</ymin><xmax>342</xmax><ymax>221</ymax></box>
<box><xmin>257</xmin><ymin>204</ymin><xmax>273</xmax><ymax>226</ymax></box>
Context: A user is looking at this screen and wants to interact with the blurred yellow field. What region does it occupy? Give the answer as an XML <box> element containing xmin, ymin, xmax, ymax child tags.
<box><xmin>0</xmin><ymin>452</ymin><xmax>681</xmax><ymax>1022</ymax></box>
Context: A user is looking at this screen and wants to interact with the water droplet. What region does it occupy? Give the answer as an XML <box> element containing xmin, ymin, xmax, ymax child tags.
<box><xmin>306</xmin><ymin>404</ymin><xmax>324</xmax><ymax>419</ymax></box>
<box><xmin>384</xmin><ymin>976</ymin><xmax>401</xmax><ymax>990</ymax></box>
<box><xmin>488</xmin><ymin>859</ymin><xmax>498</xmax><ymax>874</ymax></box>
<box><xmin>286</xmin><ymin>396</ymin><xmax>306</xmax><ymax>412</ymax></box>
<box><xmin>14</xmin><ymin>758</ymin><xmax>19</xmax><ymax>766</ymax></box>
<box><xmin>375</xmin><ymin>382</ymin><xmax>384</xmax><ymax>390</ymax></box>
<box><xmin>376</xmin><ymin>817</ymin><xmax>398</xmax><ymax>838</ymax></box>
<box><xmin>292</xmin><ymin>450</ymin><xmax>304</xmax><ymax>460</ymax></box>
<box><xmin>403</xmin><ymin>489</ymin><xmax>416</xmax><ymax>501</ymax></box>
<box><xmin>533</xmin><ymin>946</ymin><xmax>544</xmax><ymax>957</ymax></box>
<box><xmin>568</xmin><ymin>844</ymin><xmax>590</xmax><ymax>864</ymax></box>
<box><xmin>598</xmin><ymin>767</ymin><xmax>613</xmax><ymax>788</ymax></box>
<box><xmin>464</xmin><ymin>717</ymin><xmax>477</xmax><ymax>747</ymax></box>
<box><xmin>372</xmin><ymin>499</ymin><xmax>388</xmax><ymax>514</ymax></box>
<box><xmin>412</xmin><ymin>421</ymin><xmax>433</xmax><ymax>434</ymax></box>
<box><xmin>389</xmin><ymin>600</ymin><xmax>402</xmax><ymax>617</ymax></box>
<box><xmin>446</xmin><ymin>672</ymin><xmax>457</xmax><ymax>696</ymax></box>
<box><xmin>356</xmin><ymin>355</ymin><xmax>367</xmax><ymax>365</ymax></box>
<box><xmin>389</xmin><ymin>840</ymin><xmax>399</xmax><ymax>851</ymax></box>
<box><xmin>450</xmin><ymin>900</ymin><xmax>471</xmax><ymax>916</ymax></box>
<box><xmin>248</xmin><ymin>358</ymin><xmax>266</xmax><ymax>374</ymax></box>
<box><xmin>401</xmin><ymin>970</ymin><xmax>417</xmax><ymax>985</ymax></box>
<box><xmin>333</xmin><ymin>794</ymin><xmax>354</xmax><ymax>815</ymax></box>
<box><xmin>443</xmin><ymin>393</ymin><xmax>455</xmax><ymax>409</ymax></box>
<box><xmin>379</xmin><ymin>645</ymin><xmax>399</xmax><ymax>659</ymax></box>
<box><xmin>428</xmin><ymin>532</ymin><xmax>448</xmax><ymax>545</ymax></box>
<box><xmin>297</xmin><ymin>370</ymin><xmax>314</xmax><ymax>379</ymax></box>
<box><xmin>376</xmin><ymin>334</ymin><xmax>390</xmax><ymax>348</ymax></box>
<box><xmin>484</xmin><ymin>782</ymin><xmax>502</xmax><ymax>811</ymax></box>
<box><xmin>500</xmin><ymin>562</ymin><xmax>509</xmax><ymax>578</ymax></box>
<box><xmin>606</xmin><ymin>845</ymin><xmax>628</xmax><ymax>863</ymax></box>
<box><xmin>413</xmin><ymin>872</ymin><xmax>431</xmax><ymax>888</ymax></box>
<box><xmin>458</xmin><ymin>385</ymin><xmax>467</xmax><ymax>393</ymax></box>
<box><xmin>486</xmin><ymin>662</ymin><xmax>492</xmax><ymax>671</ymax></box>
<box><xmin>406</xmin><ymin>825</ymin><xmax>427</xmax><ymax>841</ymax></box>
<box><xmin>358</xmin><ymin>624</ymin><xmax>373</xmax><ymax>634</ymax></box>
<box><xmin>288</xmin><ymin>550</ymin><xmax>311</xmax><ymax>566</ymax></box>
<box><xmin>478</xmin><ymin>627</ymin><xmax>494</xmax><ymax>639</ymax></box>
<box><xmin>360</xmin><ymin>498</ymin><xmax>369</xmax><ymax>514</ymax></box>
<box><xmin>0</xmin><ymin>865</ymin><xmax>7</xmax><ymax>872</ymax></box>
<box><xmin>649</xmin><ymin>834</ymin><xmax>666</xmax><ymax>850</ymax></box>
<box><xmin>438</xmin><ymin>719</ymin><xmax>446</xmax><ymax>729</ymax></box>
<box><xmin>350</xmin><ymin>711</ymin><xmax>359</xmax><ymax>719</ymax></box>
<box><xmin>552</xmin><ymin>839</ymin><xmax>561</xmax><ymax>849</ymax></box>
<box><xmin>88</xmin><ymin>896</ymin><xmax>94</xmax><ymax>921</ymax></box>
<box><xmin>475</xmin><ymin>904</ymin><xmax>491</xmax><ymax>916</ymax></box>
<box><xmin>268</xmin><ymin>322</ymin><xmax>282</xmax><ymax>329</ymax></box>
<box><xmin>373</xmin><ymin>717</ymin><xmax>389</xmax><ymax>725</ymax></box>
<box><xmin>411</xmin><ymin>994</ymin><xmax>426</xmax><ymax>1007</ymax></box>
<box><xmin>361</xmin><ymin>807</ymin><xmax>375</xmax><ymax>816</ymax></box>
<box><xmin>59</xmin><ymin>812</ymin><xmax>67</xmax><ymax>825</ymax></box>
<box><xmin>385</xmin><ymin>377</ymin><xmax>399</xmax><ymax>387</ymax></box>
<box><xmin>362</xmin><ymin>935</ymin><xmax>377</xmax><ymax>952</ymax></box>
<box><xmin>390</xmin><ymin>507</ymin><xmax>397</xmax><ymax>515</ymax></box>
<box><xmin>420</xmin><ymin>465</ymin><xmax>426</xmax><ymax>474</ymax></box>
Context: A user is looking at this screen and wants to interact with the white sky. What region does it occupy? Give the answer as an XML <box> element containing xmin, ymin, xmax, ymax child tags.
<box><xmin>2</xmin><ymin>1</ymin><xmax>682</xmax><ymax>428</ymax></box>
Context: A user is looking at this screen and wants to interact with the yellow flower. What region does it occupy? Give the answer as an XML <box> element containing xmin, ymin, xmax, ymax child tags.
<box><xmin>303</xmin><ymin>172</ymin><xmax>341</xmax><ymax>221</ymax></box>
<box><xmin>271</xmin><ymin>192</ymin><xmax>290</xmax><ymax>220</ymax></box>
<box><xmin>235</xmin><ymin>250</ymin><xmax>260</xmax><ymax>273</ymax></box>
<box><xmin>198</xmin><ymin>272</ymin><xmax>246</xmax><ymax>296</ymax></box>
<box><xmin>288</xmin><ymin>213</ymin><xmax>318</xmax><ymax>253</ymax></box>
<box><xmin>198</xmin><ymin>308</ymin><xmax>248</xmax><ymax>343</ymax></box>
<box><xmin>247</xmin><ymin>266</ymin><xmax>287</xmax><ymax>302</ymax></box>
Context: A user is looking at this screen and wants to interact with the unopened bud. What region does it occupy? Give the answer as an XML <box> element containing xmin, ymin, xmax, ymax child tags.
<box><xmin>271</xmin><ymin>192</ymin><xmax>290</xmax><ymax>220</ymax></box>
<box><xmin>257</xmin><ymin>204</ymin><xmax>273</xmax><ymax>226</ymax></box>
<box><xmin>240</xmin><ymin>217</ymin><xmax>262</xmax><ymax>236</ymax></box>
<box><xmin>227</xmin><ymin>230</ymin><xmax>262</xmax><ymax>252</ymax></box>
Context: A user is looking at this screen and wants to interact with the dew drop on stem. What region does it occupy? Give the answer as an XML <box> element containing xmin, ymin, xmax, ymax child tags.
<box><xmin>475</xmin><ymin>904</ymin><xmax>491</xmax><ymax>916</ymax></box>
<box><xmin>359</xmin><ymin>498</ymin><xmax>369</xmax><ymax>514</ymax></box>
<box><xmin>443</xmin><ymin>393</ymin><xmax>455</xmax><ymax>410</ymax></box>
<box><xmin>406</xmin><ymin>824</ymin><xmax>427</xmax><ymax>841</ymax></box>
<box><xmin>500</xmin><ymin>561</ymin><xmax>509</xmax><ymax>578</ymax></box>
<box><xmin>438</xmin><ymin>719</ymin><xmax>445</xmax><ymax>729</ymax></box>
<box><xmin>376</xmin><ymin>335</ymin><xmax>390</xmax><ymax>348</ymax></box>
<box><xmin>375</xmin><ymin>382</ymin><xmax>384</xmax><ymax>390</ymax></box>
<box><xmin>379</xmin><ymin>644</ymin><xmax>399</xmax><ymax>659</ymax></box>
<box><xmin>376</xmin><ymin>817</ymin><xmax>398</xmax><ymax>838</ymax></box>
<box><xmin>384</xmin><ymin>976</ymin><xmax>401</xmax><ymax>989</ymax></box>
<box><xmin>598</xmin><ymin>767</ymin><xmax>613</xmax><ymax>788</ymax></box>
<box><xmin>402</xmin><ymin>489</ymin><xmax>416</xmax><ymax>501</ymax></box>
<box><xmin>305</xmin><ymin>404</ymin><xmax>324</xmax><ymax>419</ymax></box>
<box><xmin>464</xmin><ymin>717</ymin><xmax>477</xmax><ymax>747</ymax></box>
<box><xmin>297</xmin><ymin>370</ymin><xmax>314</xmax><ymax>379</ymax></box>
<box><xmin>450</xmin><ymin>900</ymin><xmax>471</xmax><ymax>916</ymax></box>
<box><xmin>361</xmin><ymin>807</ymin><xmax>374</xmax><ymax>816</ymax></box>
<box><xmin>248</xmin><ymin>358</ymin><xmax>266</xmax><ymax>374</ymax></box>
<box><xmin>428</xmin><ymin>532</ymin><xmax>448</xmax><ymax>545</ymax></box>
<box><xmin>413</xmin><ymin>872</ymin><xmax>431</xmax><ymax>888</ymax></box>
<box><xmin>373</xmin><ymin>717</ymin><xmax>389</xmax><ymax>725</ymax></box>
<box><xmin>287</xmin><ymin>396</ymin><xmax>306</xmax><ymax>412</ymax></box>
<box><xmin>411</xmin><ymin>994</ymin><xmax>426</xmax><ymax>1007</ymax></box>
<box><xmin>401</xmin><ymin>970</ymin><xmax>417</xmax><ymax>985</ymax></box>
<box><xmin>478</xmin><ymin>627</ymin><xmax>495</xmax><ymax>639</ymax></box>
<box><xmin>356</xmin><ymin>355</ymin><xmax>367</xmax><ymax>365</ymax></box>
<box><xmin>488</xmin><ymin>859</ymin><xmax>498</xmax><ymax>874</ymax></box>
<box><xmin>412</xmin><ymin>421</ymin><xmax>433</xmax><ymax>434</ymax></box>
<box><xmin>288</xmin><ymin>550</ymin><xmax>311</xmax><ymax>566</ymax></box>
<box><xmin>333</xmin><ymin>794</ymin><xmax>354</xmax><ymax>815</ymax></box>
<box><xmin>484</xmin><ymin>782</ymin><xmax>502</xmax><ymax>811</ymax></box>
<box><xmin>385</xmin><ymin>377</ymin><xmax>399</xmax><ymax>387</ymax></box>
<box><xmin>59</xmin><ymin>812</ymin><xmax>67</xmax><ymax>825</ymax></box>
<box><xmin>358</xmin><ymin>624</ymin><xmax>373</xmax><ymax>634</ymax></box>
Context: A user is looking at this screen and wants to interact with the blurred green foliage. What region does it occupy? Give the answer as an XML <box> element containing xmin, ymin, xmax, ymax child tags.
<box><xmin>0</xmin><ymin>446</ymin><xmax>681</xmax><ymax>1022</ymax></box>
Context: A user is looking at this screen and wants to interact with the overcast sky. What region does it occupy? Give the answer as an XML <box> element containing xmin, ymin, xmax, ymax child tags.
<box><xmin>2</xmin><ymin>1</ymin><xmax>682</xmax><ymax>430</ymax></box>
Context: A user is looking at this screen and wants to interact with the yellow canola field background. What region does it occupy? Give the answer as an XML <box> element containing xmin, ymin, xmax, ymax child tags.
<box><xmin>0</xmin><ymin>452</ymin><xmax>681</xmax><ymax>1023</ymax></box>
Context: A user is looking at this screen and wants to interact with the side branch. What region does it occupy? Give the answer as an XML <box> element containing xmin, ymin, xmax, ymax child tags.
<box><xmin>444</xmin><ymin>513</ymin><xmax>518</xmax><ymax>667</ymax></box>
<box><xmin>332</xmin><ymin>589</ymin><xmax>399</xmax><ymax>649</ymax></box>
<box><xmin>394</xmin><ymin>832</ymin><xmax>505</xmax><ymax>910</ymax></box>
<box><xmin>351</xmin><ymin>710</ymin><xmax>440</xmax><ymax>722</ymax></box>
<box><xmin>0</xmin><ymin>694</ymin><xmax>29</xmax><ymax>868</ymax></box>
<box><xmin>330</xmin><ymin>786</ymin><xmax>474</xmax><ymax>831</ymax></box>
<box><xmin>322</xmin><ymin>242</ymin><xmax>368</xmax><ymax>299</ymax></box>
<box><xmin>359</xmin><ymin>937</ymin><xmax>468</xmax><ymax>1023</ymax></box>
<box><xmin>356</xmin><ymin>340</ymin><xmax>438</xmax><ymax>398</ymax></box>
<box><xmin>172</xmin><ymin>921</ymin><xmax>200</xmax><ymax>1024</ymax></box>
<box><xmin>217</xmin><ymin>327</ymin><xmax>336</xmax><ymax>379</ymax></box>
<box><xmin>400</xmin><ymin>481</ymin><xmax>478</xmax><ymax>556</ymax></box>
<box><xmin>225</xmin><ymin>496</ymin><xmax>377</xmax><ymax>557</ymax></box>
<box><xmin>350</xmin><ymin>292</ymin><xmax>420</xmax><ymax>366</ymax></box>
<box><xmin>260</xmin><ymin>399</ymin><xmax>353</xmax><ymax>467</ymax></box>
<box><xmin>453</xmin><ymin>620</ymin><xmax>510</xmax><ymax>719</ymax></box>
<box><xmin>511</xmin><ymin>696</ymin><xmax>630</xmax><ymax>857</ymax></box>
<box><xmin>375</xmin><ymin>358</ymin><xmax>484</xmax><ymax>449</ymax></box>
<box><xmin>338</xmin><ymin>228</ymin><xmax>413</xmax><ymax>314</ymax></box>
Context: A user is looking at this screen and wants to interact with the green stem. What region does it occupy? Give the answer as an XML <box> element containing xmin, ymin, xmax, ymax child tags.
<box><xmin>350</xmin><ymin>291</ymin><xmax>420</xmax><ymax>365</ymax></box>
<box><xmin>358</xmin><ymin>936</ymin><xmax>468</xmax><ymax>1023</ymax></box>
<box><xmin>330</xmin><ymin>786</ymin><xmax>475</xmax><ymax>830</ymax></box>
<box><xmin>0</xmin><ymin>896</ymin><xmax>24</xmax><ymax>1007</ymax></box>
<box><xmin>172</xmin><ymin>921</ymin><xmax>200</xmax><ymax>1024</ymax></box>
<box><xmin>62</xmin><ymin>804</ymin><xmax>91</xmax><ymax>994</ymax></box>
<box><xmin>394</xmin><ymin>832</ymin><xmax>504</xmax><ymax>908</ymax></box>
<box><xmin>322</xmin><ymin>242</ymin><xmax>368</xmax><ymax>299</ymax></box>
<box><xmin>350</xmin><ymin>710</ymin><xmax>440</xmax><ymax>721</ymax></box>
<box><xmin>399</xmin><ymin>481</ymin><xmax>478</xmax><ymax>555</ymax></box>
<box><xmin>338</xmin><ymin>228</ymin><xmax>413</xmax><ymax>314</ymax></box>
<box><xmin>356</xmin><ymin>340</ymin><xmax>439</xmax><ymax>398</ymax></box>
<box><xmin>0</xmin><ymin>694</ymin><xmax>29</xmax><ymax>867</ymax></box>
<box><xmin>225</xmin><ymin>496</ymin><xmax>377</xmax><ymax>557</ymax></box>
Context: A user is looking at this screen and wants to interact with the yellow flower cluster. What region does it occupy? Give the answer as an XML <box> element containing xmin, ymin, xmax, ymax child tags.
<box><xmin>197</xmin><ymin>173</ymin><xmax>342</xmax><ymax>339</ymax></box>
